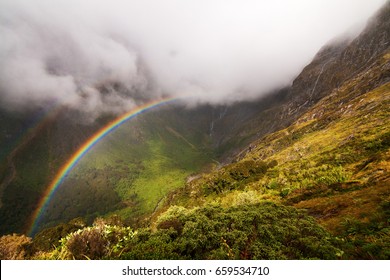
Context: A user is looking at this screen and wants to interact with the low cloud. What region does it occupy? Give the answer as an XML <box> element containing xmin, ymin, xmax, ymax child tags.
<box><xmin>0</xmin><ymin>0</ymin><xmax>386</xmax><ymax>116</ymax></box>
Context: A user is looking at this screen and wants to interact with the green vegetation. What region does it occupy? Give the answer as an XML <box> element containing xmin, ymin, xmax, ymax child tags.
<box><xmin>13</xmin><ymin>203</ymin><xmax>342</xmax><ymax>260</ymax></box>
<box><xmin>0</xmin><ymin>131</ymin><xmax>52</xmax><ymax>234</ymax></box>
<box><xmin>151</xmin><ymin>77</ymin><xmax>390</xmax><ymax>259</ymax></box>
<box><xmin>201</xmin><ymin>160</ymin><xmax>269</xmax><ymax>195</ymax></box>
<box><xmin>34</xmin><ymin>108</ymin><xmax>214</xmax><ymax>232</ymax></box>
<box><xmin>1</xmin><ymin>21</ymin><xmax>389</xmax><ymax>260</ymax></box>
<box><xmin>1</xmin><ymin>70</ymin><xmax>388</xmax><ymax>260</ymax></box>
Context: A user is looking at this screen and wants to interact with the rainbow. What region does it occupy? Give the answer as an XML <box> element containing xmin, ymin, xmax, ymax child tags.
<box><xmin>27</xmin><ymin>97</ymin><xmax>177</xmax><ymax>236</ymax></box>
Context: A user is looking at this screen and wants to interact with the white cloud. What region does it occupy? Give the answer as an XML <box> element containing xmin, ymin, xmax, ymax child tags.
<box><xmin>0</xmin><ymin>0</ymin><xmax>386</xmax><ymax>113</ymax></box>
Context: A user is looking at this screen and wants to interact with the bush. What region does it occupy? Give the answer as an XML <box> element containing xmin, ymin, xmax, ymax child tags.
<box><xmin>0</xmin><ymin>234</ymin><xmax>32</xmax><ymax>260</ymax></box>
<box><xmin>121</xmin><ymin>202</ymin><xmax>342</xmax><ymax>260</ymax></box>
<box><xmin>315</xmin><ymin>165</ymin><xmax>350</xmax><ymax>185</ymax></box>
<box><xmin>35</xmin><ymin>202</ymin><xmax>343</xmax><ymax>260</ymax></box>
<box><xmin>279</xmin><ymin>188</ymin><xmax>291</xmax><ymax>197</ymax></box>
<box><xmin>267</xmin><ymin>179</ymin><xmax>279</xmax><ymax>189</ymax></box>
<box><xmin>59</xmin><ymin>222</ymin><xmax>135</xmax><ymax>259</ymax></box>
<box><xmin>233</xmin><ymin>191</ymin><xmax>261</xmax><ymax>206</ymax></box>
<box><xmin>204</xmin><ymin>160</ymin><xmax>269</xmax><ymax>194</ymax></box>
<box><xmin>30</xmin><ymin>217</ymin><xmax>87</xmax><ymax>253</ymax></box>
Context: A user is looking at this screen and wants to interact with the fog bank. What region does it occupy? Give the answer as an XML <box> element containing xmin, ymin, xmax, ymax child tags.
<box><xmin>0</xmin><ymin>0</ymin><xmax>386</xmax><ymax>116</ymax></box>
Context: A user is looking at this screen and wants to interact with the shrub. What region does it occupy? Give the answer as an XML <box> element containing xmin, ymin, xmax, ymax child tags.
<box><xmin>233</xmin><ymin>191</ymin><xmax>261</xmax><ymax>206</ymax></box>
<box><xmin>267</xmin><ymin>179</ymin><xmax>279</xmax><ymax>189</ymax></box>
<box><xmin>156</xmin><ymin>206</ymin><xmax>188</xmax><ymax>224</ymax></box>
<box><xmin>121</xmin><ymin>202</ymin><xmax>342</xmax><ymax>260</ymax></box>
<box><xmin>279</xmin><ymin>188</ymin><xmax>291</xmax><ymax>197</ymax></box>
<box><xmin>157</xmin><ymin>219</ymin><xmax>184</xmax><ymax>234</ymax></box>
<box><xmin>204</xmin><ymin>160</ymin><xmax>269</xmax><ymax>194</ymax></box>
<box><xmin>315</xmin><ymin>165</ymin><xmax>350</xmax><ymax>185</ymax></box>
<box><xmin>0</xmin><ymin>234</ymin><xmax>32</xmax><ymax>260</ymax></box>
<box><xmin>59</xmin><ymin>222</ymin><xmax>135</xmax><ymax>259</ymax></box>
<box><xmin>30</xmin><ymin>217</ymin><xmax>87</xmax><ymax>253</ymax></box>
<box><xmin>267</xmin><ymin>160</ymin><xmax>278</xmax><ymax>168</ymax></box>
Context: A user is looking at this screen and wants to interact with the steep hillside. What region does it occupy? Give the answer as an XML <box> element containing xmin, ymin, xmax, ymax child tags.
<box><xmin>146</xmin><ymin>79</ymin><xmax>389</xmax><ymax>260</ymax></box>
<box><xmin>0</xmin><ymin>1</ymin><xmax>389</xmax><ymax>260</ymax></box>
<box><xmin>143</xmin><ymin>4</ymin><xmax>390</xmax><ymax>259</ymax></box>
<box><xmin>154</xmin><ymin>48</ymin><xmax>390</xmax><ymax>259</ymax></box>
<box><xmin>285</xmin><ymin>2</ymin><xmax>389</xmax><ymax>110</ymax></box>
<box><xmin>207</xmin><ymin>3</ymin><xmax>390</xmax><ymax>160</ymax></box>
<box><xmin>13</xmin><ymin>67</ymin><xmax>388</xmax><ymax>258</ymax></box>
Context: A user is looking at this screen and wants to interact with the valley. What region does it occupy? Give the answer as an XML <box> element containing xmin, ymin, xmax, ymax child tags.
<box><xmin>0</xmin><ymin>1</ymin><xmax>389</xmax><ymax>260</ymax></box>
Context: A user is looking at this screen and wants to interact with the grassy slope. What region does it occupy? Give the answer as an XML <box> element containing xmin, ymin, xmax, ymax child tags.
<box><xmin>157</xmin><ymin>53</ymin><xmax>390</xmax><ymax>258</ymax></box>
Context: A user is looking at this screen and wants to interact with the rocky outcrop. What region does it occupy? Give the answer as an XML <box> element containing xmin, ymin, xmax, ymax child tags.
<box><xmin>286</xmin><ymin>2</ymin><xmax>389</xmax><ymax>111</ymax></box>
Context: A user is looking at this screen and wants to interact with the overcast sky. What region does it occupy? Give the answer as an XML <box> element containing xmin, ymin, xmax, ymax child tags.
<box><xmin>0</xmin><ymin>0</ymin><xmax>386</xmax><ymax>116</ymax></box>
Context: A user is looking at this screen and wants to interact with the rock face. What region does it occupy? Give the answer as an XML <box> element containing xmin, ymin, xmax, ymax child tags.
<box><xmin>286</xmin><ymin>2</ymin><xmax>390</xmax><ymax>110</ymax></box>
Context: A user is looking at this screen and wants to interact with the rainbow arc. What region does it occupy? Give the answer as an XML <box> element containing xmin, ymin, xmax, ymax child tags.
<box><xmin>27</xmin><ymin>97</ymin><xmax>177</xmax><ymax>236</ymax></box>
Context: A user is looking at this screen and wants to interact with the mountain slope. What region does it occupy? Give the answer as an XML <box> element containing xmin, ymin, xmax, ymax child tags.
<box><xmin>0</xmin><ymin>3</ymin><xmax>389</xmax><ymax>259</ymax></box>
<box><xmin>145</xmin><ymin>4</ymin><xmax>390</xmax><ymax>259</ymax></box>
<box><xmin>21</xmin><ymin>70</ymin><xmax>389</xmax><ymax>258</ymax></box>
<box><xmin>154</xmin><ymin>70</ymin><xmax>389</xmax><ymax>259</ymax></box>
<box><xmin>21</xmin><ymin>2</ymin><xmax>389</xmax><ymax>260</ymax></box>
